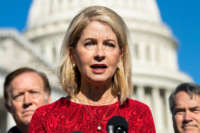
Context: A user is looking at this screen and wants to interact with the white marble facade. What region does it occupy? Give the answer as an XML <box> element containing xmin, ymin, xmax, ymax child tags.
<box><xmin>0</xmin><ymin>0</ymin><xmax>192</xmax><ymax>132</ymax></box>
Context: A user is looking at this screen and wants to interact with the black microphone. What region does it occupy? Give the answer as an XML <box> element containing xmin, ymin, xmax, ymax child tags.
<box><xmin>72</xmin><ymin>131</ymin><xmax>82</xmax><ymax>133</ymax></box>
<box><xmin>106</xmin><ymin>116</ymin><xmax>128</xmax><ymax>133</ymax></box>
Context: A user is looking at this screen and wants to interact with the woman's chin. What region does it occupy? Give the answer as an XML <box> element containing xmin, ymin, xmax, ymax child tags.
<box><xmin>87</xmin><ymin>77</ymin><xmax>111</xmax><ymax>85</ymax></box>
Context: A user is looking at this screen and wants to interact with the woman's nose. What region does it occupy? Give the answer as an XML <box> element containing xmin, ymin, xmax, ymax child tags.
<box><xmin>94</xmin><ymin>44</ymin><xmax>105</xmax><ymax>61</ymax></box>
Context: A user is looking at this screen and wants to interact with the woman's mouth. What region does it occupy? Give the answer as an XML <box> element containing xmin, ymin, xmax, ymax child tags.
<box><xmin>91</xmin><ymin>64</ymin><xmax>107</xmax><ymax>74</ymax></box>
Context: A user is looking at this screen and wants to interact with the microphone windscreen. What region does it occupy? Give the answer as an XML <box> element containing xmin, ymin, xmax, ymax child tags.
<box><xmin>106</xmin><ymin>116</ymin><xmax>128</xmax><ymax>133</ymax></box>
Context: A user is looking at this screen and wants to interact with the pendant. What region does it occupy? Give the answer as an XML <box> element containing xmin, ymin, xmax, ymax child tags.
<box><xmin>97</xmin><ymin>124</ymin><xmax>102</xmax><ymax>131</ymax></box>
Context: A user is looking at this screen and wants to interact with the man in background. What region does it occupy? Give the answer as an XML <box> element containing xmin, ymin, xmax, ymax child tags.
<box><xmin>169</xmin><ymin>83</ymin><xmax>200</xmax><ymax>133</ymax></box>
<box><xmin>3</xmin><ymin>67</ymin><xmax>51</xmax><ymax>133</ymax></box>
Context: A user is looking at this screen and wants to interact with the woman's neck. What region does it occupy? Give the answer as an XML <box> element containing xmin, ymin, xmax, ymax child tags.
<box><xmin>72</xmin><ymin>81</ymin><xmax>118</xmax><ymax>106</ymax></box>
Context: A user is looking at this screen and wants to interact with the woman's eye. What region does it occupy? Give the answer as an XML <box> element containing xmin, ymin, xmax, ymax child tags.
<box><xmin>84</xmin><ymin>41</ymin><xmax>95</xmax><ymax>46</ymax></box>
<box><xmin>105</xmin><ymin>42</ymin><xmax>115</xmax><ymax>48</ymax></box>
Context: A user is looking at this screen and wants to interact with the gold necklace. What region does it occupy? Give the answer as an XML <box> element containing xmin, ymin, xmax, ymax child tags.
<box><xmin>74</xmin><ymin>96</ymin><xmax>117</xmax><ymax>131</ymax></box>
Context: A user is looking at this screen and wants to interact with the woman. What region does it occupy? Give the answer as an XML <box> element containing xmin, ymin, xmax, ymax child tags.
<box><xmin>29</xmin><ymin>6</ymin><xmax>156</xmax><ymax>133</ymax></box>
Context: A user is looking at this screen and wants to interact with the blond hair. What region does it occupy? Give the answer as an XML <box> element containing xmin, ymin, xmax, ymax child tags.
<box><xmin>59</xmin><ymin>6</ymin><xmax>132</xmax><ymax>104</ymax></box>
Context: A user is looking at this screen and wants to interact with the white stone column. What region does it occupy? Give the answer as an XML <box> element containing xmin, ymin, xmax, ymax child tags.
<box><xmin>127</xmin><ymin>0</ymin><xmax>133</xmax><ymax>8</ymax></box>
<box><xmin>51</xmin><ymin>0</ymin><xmax>58</xmax><ymax>13</ymax></box>
<box><xmin>115</xmin><ymin>0</ymin><xmax>122</xmax><ymax>8</ymax></box>
<box><xmin>164</xmin><ymin>89</ymin><xmax>174</xmax><ymax>133</ymax></box>
<box><xmin>71</xmin><ymin>0</ymin><xmax>77</xmax><ymax>9</ymax></box>
<box><xmin>44</xmin><ymin>0</ymin><xmax>50</xmax><ymax>15</ymax></box>
<box><xmin>38</xmin><ymin>0</ymin><xmax>46</xmax><ymax>16</ymax></box>
<box><xmin>136</xmin><ymin>85</ymin><xmax>145</xmax><ymax>102</ymax></box>
<box><xmin>152</xmin><ymin>87</ymin><xmax>163</xmax><ymax>132</ymax></box>
<box><xmin>63</xmin><ymin>0</ymin><xmax>69</xmax><ymax>9</ymax></box>
<box><xmin>30</xmin><ymin>0</ymin><xmax>42</xmax><ymax>24</ymax></box>
<box><xmin>137</xmin><ymin>0</ymin><xmax>143</xmax><ymax>9</ymax></box>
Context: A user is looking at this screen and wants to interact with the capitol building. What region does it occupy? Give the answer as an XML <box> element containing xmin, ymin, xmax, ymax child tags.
<box><xmin>0</xmin><ymin>0</ymin><xmax>192</xmax><ymax>133</ymax></box>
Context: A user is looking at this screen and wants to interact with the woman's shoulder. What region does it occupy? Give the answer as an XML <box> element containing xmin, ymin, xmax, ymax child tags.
<box><xmin>122</xmin><ymin>98</ymin><xmax>154</xmax><ymax>121</ymax></box>
<box><xmin>123</xmin><ymin>99</ymin><xmax>156</xmax><ymax>132</ymax></box>
<box><xmin>34</xmin><ymin>97</ymin><xmax>70</xmax><ymax>115</ymax></box>
<box><xmin>123</xmin><ymin>98</ymin><xmax>152</xmax><ymax>113</ymax></box>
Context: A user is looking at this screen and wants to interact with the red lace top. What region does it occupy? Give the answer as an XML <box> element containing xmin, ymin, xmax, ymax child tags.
<box><xmin>29</xmin><ymin>97</ymin><xmax>156</xmax><ymax>133</ymax></box>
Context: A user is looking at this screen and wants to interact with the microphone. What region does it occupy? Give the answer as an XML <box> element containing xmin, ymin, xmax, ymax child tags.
<box><xmin>72</xmin><ymin>131</ymin><xmax>82</xmax><ymax>133</ymax></box>
<box><xmin>106</xmin><ymin>116</ymin><xmax>128</xmax><ymax>133</ymax></box>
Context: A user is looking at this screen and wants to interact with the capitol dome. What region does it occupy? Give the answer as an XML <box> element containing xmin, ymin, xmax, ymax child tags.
<box><xmin>23</xmin><ymin>0</ymin><xmax>192</xmax><ymax>133</ymax></box>
<box><xmin>27</xmin><ymin>0</ymin><xmax>162</xmax><ymax>28</ymax></box>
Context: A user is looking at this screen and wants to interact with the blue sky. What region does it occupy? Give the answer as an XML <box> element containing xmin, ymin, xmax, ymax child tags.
<box><xmin>0</xmin><ymin>0</ymin><xmax>199</xmax><ymax>84</ymax></box>
<box><xmin>157</xmin><ymin>0</ymin><xmax>200</xmax><ymax>84</ymax></box>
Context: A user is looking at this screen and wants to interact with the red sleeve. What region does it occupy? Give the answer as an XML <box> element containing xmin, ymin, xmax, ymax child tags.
<box><xmin>136</xmin><ymin>106</ymin><xmax>156</xmax><ymax>133</ymax></box>
<box><xmin>127</xmin><ymin>100</ymin><xmax>156</xmax><ymax>133</ymax></box>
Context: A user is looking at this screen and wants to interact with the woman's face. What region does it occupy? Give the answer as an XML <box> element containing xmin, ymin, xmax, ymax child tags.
<box><xmin>72</xmin><ymin>20</ymin><xmax>122</xmax><ymax>85</ymax></box>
